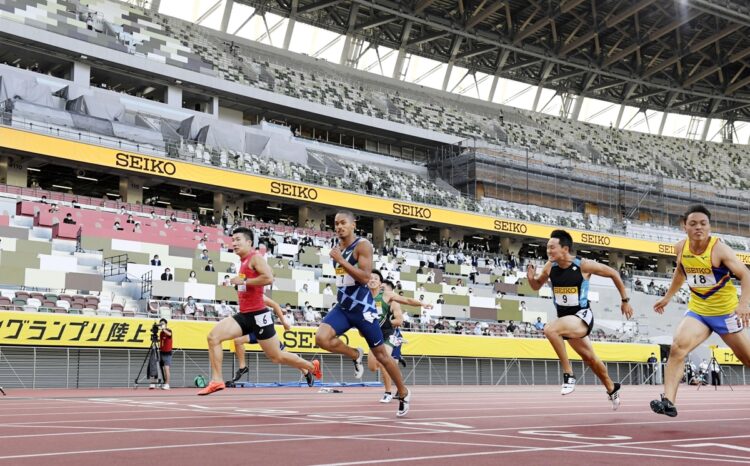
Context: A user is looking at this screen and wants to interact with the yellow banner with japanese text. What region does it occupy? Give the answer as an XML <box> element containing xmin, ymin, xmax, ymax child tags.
<box><xmin>0</xmin><ymin>127</ymin><xmax>718</xmax><ymax>262</ymax></box>
<box><xmin>0</xmin><ymin>311</ymin><xmax>656</xmax><ymax>361</ymax></box>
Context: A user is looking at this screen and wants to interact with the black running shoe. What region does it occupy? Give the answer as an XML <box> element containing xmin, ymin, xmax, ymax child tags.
<box><xmin>650</xmin><ymin>394</ymin><xmax>678</xmax><ymax>417</ymax></box>
<box><xmin>305</xmin><ymin>370</ymin><xmax>314</xmax><ymax>387</ymax></box>
<box><xmin>607</xmin><ymin>383</ymin><xmax>621</xmax><ymax>411</ymax></box>
<box><xmin>233</xmin><ymin>366</ymin><xmax>249</xmax><ymax>382</ymax></box>
<box><xmin>398</xmin><ymin>358</ymin><xmax>407</xmax><ymax>368</ymax></box>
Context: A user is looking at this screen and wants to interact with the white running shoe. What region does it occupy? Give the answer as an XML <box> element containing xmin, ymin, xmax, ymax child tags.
<box><xmin>380</xmin><ymin>392</ymin><xmax>393</xmax><ymax>403</ymax></box>
<box><xmin>161</xmin><ymin>384</ymin><xmax>171</xmax><ymax>390</ymax></box>
<box><xmin>353</xmin><ymin>347</ymin><xmax>364</xmax><ymax>379</ymax></box>
<box><xmin>608</xmin><ymin>383</ymin><xmax>621</xmax><ymax>410</ymax></box>
<box><xmin>149</xmin><ymin>384</ymin><xmax>156</xmax><ymax>389</ymax></box>
<box><xmin>561</xmin><ymin>373</ymin><xmax>576</xmax><ymax>395</ymax></box>
<box><xmin>396</xmin><ymin>389</ymin><xmax>411</xmax><ymax>417</ymax></box>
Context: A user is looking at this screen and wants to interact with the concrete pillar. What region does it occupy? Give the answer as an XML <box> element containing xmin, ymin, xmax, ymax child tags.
<box><xmin>220</xmin><ymin>0</ymin><xmax>233</xmax><ymax>33</ymax></box>
<box><xmin>118</xmin><ymin>176</ymin><xmax>143</xmax><ymax>204</ymax></box>
<box><xmin>499</xmin><ymin>237</ymin><xmax>511</xmax><ymax>255</ymax></box>
<box><xmin>440</xmin><ymin>227</ymin><xmax>451</xmax><ymax>243</ymax></box>
<box><xmin>72</xmin><ymin>62</ymin><xmax>90</xmax><ymax>87</ymax></box>
<box><xmin>657</xmin><ymin>256</ymin><xmax>671</xmax><ymax>274</ymax></box>
<box><xmin>608</xmin><ymin>250</ymin><xmax>625</xmax><ymax>270</ymax></box>
<box><xmin>213</xmin><ymin>191</ymin><xmax>225</xmax><ymax>224</ymax></box>
<box><xmin>373</xmin><ymin>218</ymin><xmax>385</xmax><ymax>249</ymax></box>
<box><xmin>298</xmin><ymin>205</ymin><xmax>310</xmax><ymax>227</ymax></box>
<box><xmin>0</xmin><ymin>156</ymin><xmax>27</xmax><ymax>187</ymax></box>
<box><xmin>211</xmin><ymin>96</ymin><xmax>219</xmax><ymax>116</ymax></box>
<box><xmin>165</xmin><ymin>85</ymin><xmax>182</xmax><ymax>107</ymax></box>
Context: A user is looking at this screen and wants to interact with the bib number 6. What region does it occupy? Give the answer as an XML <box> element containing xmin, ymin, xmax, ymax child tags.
<box><xmin>254</xmin><ymin>312</ymin><xmax>271</xmax><ymax>327</ymax></box>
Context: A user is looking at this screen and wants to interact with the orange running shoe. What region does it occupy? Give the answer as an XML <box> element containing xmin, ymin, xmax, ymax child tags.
<box><xmin>197</xmin><ymin>380</ymin><xmax>225</xmax><ymax>396</ymax></box>
<box><xmin>312</xmin><ymin>359</ymin><xmax>322</xmax><ymax>380</ymax></box>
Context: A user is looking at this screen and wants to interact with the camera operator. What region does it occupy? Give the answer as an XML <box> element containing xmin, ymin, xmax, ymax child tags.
<box><xmin>158</xmin><ymin>318</ymin><xmax>173</xmax><ymax>390</ymax></box>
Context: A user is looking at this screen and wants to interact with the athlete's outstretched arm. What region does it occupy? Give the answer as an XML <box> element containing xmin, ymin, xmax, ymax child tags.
<box><xmin>581</xmin><ymin>259</ymin><xmax>633</xmax><ymax>319</ymax></box>
<box><xmin>715</xmin><ymin>241</ymin><xmax>750</xmax><ymax>327</ymax></box>
<box><xmin>526</xmin><ymin>262</ymin><xmax>551</xmax><ymax>290</ymax></box>
<box><xmin>390</xmin><ymin>294</ymin><xmax>430</xmax><ymax>309</ymax></box>
<box><xmin>389</xmin><ymin>301</ymin><xmax>404</xmax><ymax>328</ymax></box>
<box><xmin>263</xmin><ymin>296</ymin><xmax>291</xmax><ymax>331</ymax></box>
<box><xmin>654</xmin><ymin>240</ymin><xmax>686</xmax><ymax>315</ymax></box>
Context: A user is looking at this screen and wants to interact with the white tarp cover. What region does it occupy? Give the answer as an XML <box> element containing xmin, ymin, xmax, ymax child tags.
<box><xmin>0</xmin><ymin>73</ymin><xmax>55</xmax><ymax>107</ymax></box>
<box><xmin>67</xmin><ymin>93</ymin><xmax>125</xmax><ymax>121</ymax></box>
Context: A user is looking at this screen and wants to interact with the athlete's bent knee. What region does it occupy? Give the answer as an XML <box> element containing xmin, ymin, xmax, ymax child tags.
<box><xmin>669</xmin><ymin>341</ymin><xmax>690</xmax><ymax>359</ymax></box>
<box><xmin>207</xmin><ymin>331</ymin><xmax>221</xmax><ymax>347</ymax></box>
<box><xmin>315</xmin><ymin>333</ymin><xmax>331</xmax><ymax>350</ymax></box>
<box><xmin>543</xmin><ymin>326</ymin><xmax>557</xmax><ymax>339</ymax></box>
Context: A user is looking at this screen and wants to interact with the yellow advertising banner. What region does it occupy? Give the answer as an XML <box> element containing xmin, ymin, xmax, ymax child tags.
<box><xmin>0</xmin><ymin>127</ymin><xmax>706</xmax><ymax>261</ymax></box>
<box><xmin>0</xmin><ymin>311</ymin><xmax>656</xmax><ymax>361</ymax></box>
<box><xmin>712</xmin><ymin>346</ymin><xmax>745</xmax><ymax>366</ymax></box>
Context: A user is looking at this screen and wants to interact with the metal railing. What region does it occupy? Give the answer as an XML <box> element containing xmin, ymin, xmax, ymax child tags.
<box><xmin>1</xmin><ymin>345</ymin><xmax>742</xmax><ymax>389</ymax></box>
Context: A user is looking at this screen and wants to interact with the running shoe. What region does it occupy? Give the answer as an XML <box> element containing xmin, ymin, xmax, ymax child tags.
<box><xmin>380</xmin><ymin>392</ymin><xmax>393</xmax><ymax>403</ymax></box>
<box><xmin>396</xmin><ymin>389</ymin><xmax>411</xmax><ymax>417</ymax></box>
<box><xmin>607</xmin><ymin>383</ymin><xmax>621</xmax><ymax>410</ymax></box>
<box><xmin>650</xmin><ymin>394</ymin><xmax>678</xmax><ymax>417</ymax></box>
<box><xmin>312</xmin><ymin>359</ymin><xmax>322</xmax><ymax>380</ymax></box>
<box><xmin>161</xmin><ymin>384</ymin><xmax>171</xmax><ymax>390</ymax></box>
<box><xmin>398</xmin><ymin>358</ymin><xmax>407</xmax><ymax>368</ymax></box>
<box><xmin>149</xmin><ymin>383</ymin><xmax>156</xmax><ymax>389</ymax></box>
<box><xmin>561</xmin><ymin>373</ymin><xmax>576</xmax><ymax>395</ymax></box>
<box><xmin>353</xmin><ymin>347</ymin><xmax>364</xmax><ymax>379</ymax></box>
<box><xmin>197</xmin><ymin>380</ymin><xmax>225</xmax><ymax>396</ymax></box>
<box><xmin>305</xmin><ymin>360</ymin><xmax>322</xmax><ymax>387</ymax></box>
<box><xmin>233</xmin><ymin>366</ymin><xmax>249</xmax><ymax>382</ymax></box>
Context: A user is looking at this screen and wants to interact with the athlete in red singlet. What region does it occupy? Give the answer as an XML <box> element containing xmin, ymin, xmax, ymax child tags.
<box><xmin>197</xmin><ymin>227</ymin><xmax>321</xmax><ymax>395</ymax></box>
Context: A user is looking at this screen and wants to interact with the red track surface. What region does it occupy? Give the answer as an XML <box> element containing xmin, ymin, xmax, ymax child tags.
<box><xmin>2</xmin><ymin>385</ymin><xmax>750</xmax><ymax>465</ymax></box>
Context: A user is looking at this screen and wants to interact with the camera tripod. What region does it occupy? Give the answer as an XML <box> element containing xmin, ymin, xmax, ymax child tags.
<box><xmin>134</xmin><ymin>333</ymin><xmax>163</xmax><ymax>387</ymax></box>
<box><xmin>697</xmin><ymin>355</ymin><xmax>733</xmax><ymax>391</ymax></box>
<box><xmin>698</xmin><ymin>352</ymin><xmax>734</xmax><ymax>391</ymax></box>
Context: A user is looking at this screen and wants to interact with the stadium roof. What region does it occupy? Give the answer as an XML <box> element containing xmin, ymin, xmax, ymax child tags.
<box><xmin>225</xmin><ymin>0</ymin><xmax>750</xmax><ymax>123</ymax></box>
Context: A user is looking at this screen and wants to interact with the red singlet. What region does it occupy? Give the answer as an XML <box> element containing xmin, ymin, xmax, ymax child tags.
<box><xmin>237</xmin><ymin>250</ymin><xmax>266</xmax><ymax>313</ymax></box>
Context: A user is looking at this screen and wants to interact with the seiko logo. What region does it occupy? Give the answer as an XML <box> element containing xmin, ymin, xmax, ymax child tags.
<box><xmin>658</xmin><ymin>244</ymin><xmax>675</xmax><ymax>255</ymax></box>
<box><xmin>115</xmin><ymin>153</ymin><xmax>176</xmax><ymax>175</ymax></box>
<box><xmin>581</xmin><ymin>233</ymin><xmax>611</xmax><ymax>246</ymax></box>
<box><xmin>270</xmin><ymin>181</ymin><xmax>318</xmax><ymax>200</ymax></box>
<box><xmin>392</xmin><ymin>203</ymin><xmax>432</xmax><ymax>219</ymax></box>
<box><xmin>493</xmin><ymin>220</ymin><xmax>528</xmax><ymax>234</ymax></box>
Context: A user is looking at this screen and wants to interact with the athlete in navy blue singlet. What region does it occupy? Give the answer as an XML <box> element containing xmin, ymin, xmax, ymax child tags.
<box><xmin>314</xmin><ymin>211</ymin><xmax>411</xmax><ymax>417</ymax></box>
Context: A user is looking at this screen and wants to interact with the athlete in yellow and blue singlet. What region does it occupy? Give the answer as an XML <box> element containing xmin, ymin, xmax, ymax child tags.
<box><xmin>651</xmin><ymin>205</ymin><xmax>750</xmax><ymax>417</ymax></box>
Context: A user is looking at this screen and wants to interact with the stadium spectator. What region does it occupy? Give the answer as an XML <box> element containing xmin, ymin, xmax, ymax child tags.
<box><xmin>113</xmin><ymin>221</ymin><xmax>123</xmax><ymax>231</ymax></box>
<box><xmin>160</xmin><ymin>268</ymin><xmax>173</xmax><ymax>281</ymax></box>
<box><xmin>323</xmin><ymin>284</ymin><xmax>333</xmax><ymax>295</ymax></box>
<box><xmin>151</xmin><ymin>255</ymin><xmax>161</xmax><ymax>266</ymax></box>
<box><xmin>222</xmin><ymin>275</ymin><xmax>231</xmax><ymax>286</ymax></box>
<box><xmin>182</xmin><ymin>296</ymin><xmax>197</xmax><ymax>315</ymax></box>
<box><xmin>204</xmin><ymin>260</ymin><xmax>215</xmax><ymax>272</ymax></box>
<box><xmin>200</xmin><ymin>249</ymin><xmax>209</xmax><ymax>260</ymax></box>
<box><xmin>534</xmin><ymin>317</ymin><xmax>545</xmax><ymax>331</ymax></box>
<box><xmin>227</xmin><ymin>263</ymin><xmax>237</xmax><ymax>273</ymax></box>
<box><xmin>126</xmin><ymin>214</ymin><xmax>135</xmax><ymax>224</ymax></box>
<box><xmin>133</xmin><ymin>222</ymin><xmax>142</xmax><ymax>233</ymax></box>
<box><xmin>187</xmin><ymin>271</ymin><xmax>198</xmax><ymax>283</ymax></box>
<box><xmin>63</xmin><ymin>213</ymin><xmax>76</xmax><ymax>225</ymax></box>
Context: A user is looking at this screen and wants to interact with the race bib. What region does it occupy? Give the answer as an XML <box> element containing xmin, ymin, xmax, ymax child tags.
<box><xmin>374</xmin><ymin>301</ymin><xmax>383</xmax><ymax>318</ymax></box>
<box><xmin>725</xmin><ymin>314</ymin><xmax>743</xmax><ymax>333</ymax></box>
<box><xmin>576</xmin><ymin>308</ymin><xmax>593</xmax><ymax>326</ymax></box>
<box><xmin>335</xmin><ymin>266</ymin><xmax>356</xmax><ymax>287</ymax></box>
<box><xmin>686</xmin><ymin>270</ymin><xmax>717</xmax><ymax>287</ymax></box>
<box><xmin>237</xmin><ymin>273</ymin><xmax>246</xmax><ymax>292</ymax></box>
<box><xmin>254</xmin><ymin>311</ymin><xmax>272</xmax><ymax>327</ymax></box>
<box><xmin>554</xmin><ymin>287</ymin><xmax>579</xmax><ymax>306</ymax></box>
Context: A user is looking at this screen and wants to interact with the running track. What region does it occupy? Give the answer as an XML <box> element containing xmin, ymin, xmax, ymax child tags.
<box><xmin>1</xmin><ymin>385</ymin><xmax>750</xmax><ymax>465</ymax></box>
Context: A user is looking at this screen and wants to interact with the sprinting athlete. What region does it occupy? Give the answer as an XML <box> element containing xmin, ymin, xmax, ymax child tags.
<box><xmin>230</xmin><ymin>296</ymin><xmax>317</xmax><ymax>387</ymax></box>
<box><xmin>366</xmin><ymin>271</ymin><xmax>403</xmax><ymax>403</ymax></box>
<box><xmin>526</xmin><ymin>229</ymin><xmax>632</xmax><ymax>410</ymax></box>
<box><xmin>198</xmin><ymin>227</ymin><xmax>321</xmax><ymax>395</ymax></box>
<box><xmin>651</xmin><ymin>205</ymin><xmax>750</xmax><ymax>417</ymax></box>
<box><xmin>315</xmin><ymin>211</ymin><xmax>411</xmax><ymax>416</ymax></box>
